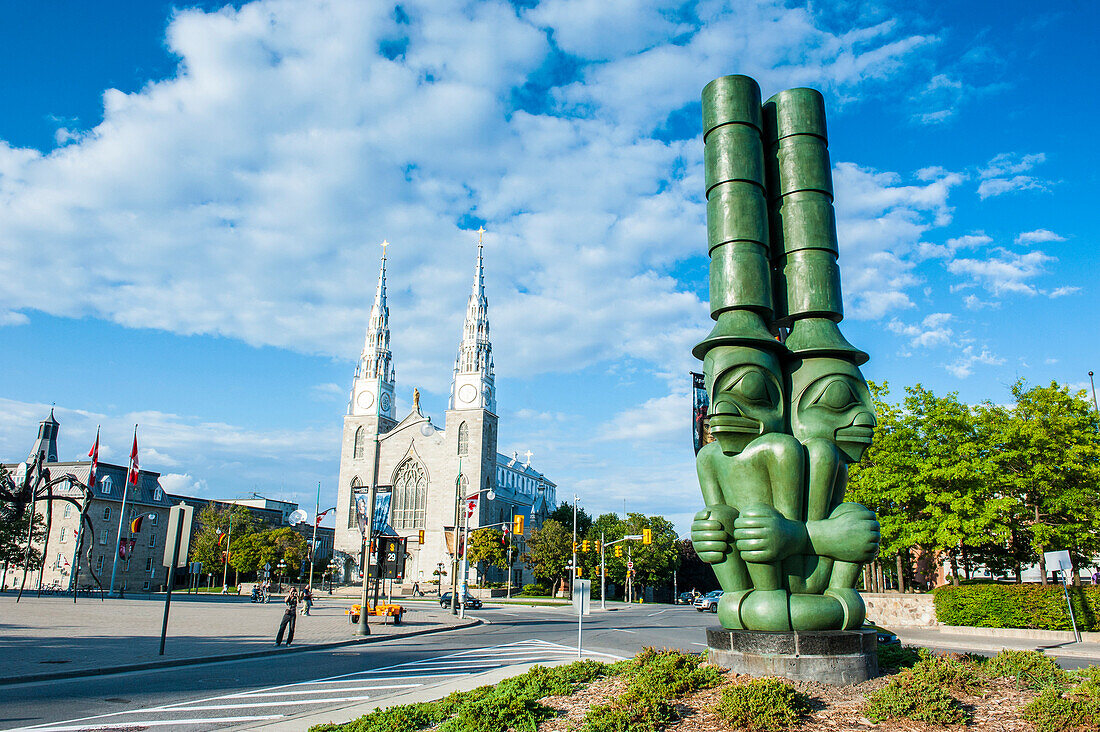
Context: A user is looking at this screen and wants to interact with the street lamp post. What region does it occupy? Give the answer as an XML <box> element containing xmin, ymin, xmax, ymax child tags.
<box><xmin>458</xmin><ymin>486</ymin><xmax>495</xmax><ymax>620</ymax></box>
<box><xmin>309</xmin><ymin>505</ymin><xmax>337</xmax><ymax>590</ymax></box>
<box><xmin>277</xmin><ymin>560</ymin><xmax>286</xmax><ymax>592</ymax></box>
<box><xmin>1089</xmin><ymin>371</ymin><xmax>1098</xmax><ymax>413</ymax></box>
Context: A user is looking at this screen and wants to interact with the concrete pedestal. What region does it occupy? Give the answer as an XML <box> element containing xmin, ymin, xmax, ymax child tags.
<box><xmin>706</xmin><ymin>627</ymin><xmax>877</xmax><ymax>685</ymax></box>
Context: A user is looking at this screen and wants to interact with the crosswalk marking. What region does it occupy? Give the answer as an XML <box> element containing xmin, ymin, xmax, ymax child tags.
<box><xmin>14</xmin><ymin>639</ymin><xmax>609</xmax><ymax>731</ymax></box>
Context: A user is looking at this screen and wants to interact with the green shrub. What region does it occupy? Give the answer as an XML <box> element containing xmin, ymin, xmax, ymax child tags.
<box><xmin>934</xmin><ymin>583</ymin><xmax>1100</xmax><ymax>632</ymax></box>
<box><xmin>1073</xmin><ymin>666</ymin><xmax>1100</xmax><ymax>684</ymax></box>
<box><xmin>715</xmin><ymin>678</ymin><xmax>812</xmax><ymax>732</ymax></box>
<box><xmin>876</xmin><ymin>644</ymin><xmax>921</xmax><ymax>670</ymax></box>
<box><xmin>864</xmin><ymin>669</ymin><xmax>971</xmax><ymax>725</ymax></box>
<box><xmin>907</xmin><ymin>652</ymin><xmax>983</xmax><ymax>694</ymax></box>
<box><xmin>315</xmin><ymin>660</ymin><xmax>623</xmax><ymax>732</ymax></box>
<box><xmin>521</xmin><ymin>583</ymin><xmax>546</xmax><ymax>596</ymax></box>
<box><xmin>984</xmin><ymin>649</ymin><xmax>1069</xmax><ymax>690</ymax></box>
<box><xmin>1023</xmin><ymin>677</ymin><xmax>1100</xmax><ymax>732</ymax></box>
<box><xmin>581</xmin><ymin>649</ymin><xmax>723</xmax><ymax>732</ymax></box>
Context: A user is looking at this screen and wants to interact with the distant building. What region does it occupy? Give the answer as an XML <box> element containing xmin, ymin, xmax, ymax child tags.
<box><xmin>3</xmin><ymin>412</ymin><xmax>175</xmax><ymax>593</ymax></box>
<box><xmin>334</xmin><ymin>241</ymin><xmax>557</xmax><ymax>589</ymax></box>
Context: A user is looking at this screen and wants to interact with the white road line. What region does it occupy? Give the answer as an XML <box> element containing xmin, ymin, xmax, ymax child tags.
<box><xmin>19</xmin><ymin>716</ymin><xmax>283</xmax><ymax>731</ymax></box>
<box><xmin>692</xmin><ymin>643</ymin><xmax>708</xmax><ymax>647</ymax></box>
<box><xmin>647</xmin><ymin>610</ymin><xmax>668</xmax><ymax>616</ymax></box>
<box><xmin>609</xmin><ymin>629</ymin><xmax>636</xmax><ymax>633</ymax></box>
<box><xmin>231</xmin><ymin>683</ymin><xmax>423</xmax><ymax>698</ymax></box>
<box><xmin>303</xmin><ymin>672</ymin><xmax>472</xmax><ymax>684</ymax></box>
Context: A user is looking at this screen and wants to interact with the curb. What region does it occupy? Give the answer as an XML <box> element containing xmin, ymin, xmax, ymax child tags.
<box><xmin>0</xmin><ymin>618</ymin><xmax>482</xmax><ymax>687</ymax></box>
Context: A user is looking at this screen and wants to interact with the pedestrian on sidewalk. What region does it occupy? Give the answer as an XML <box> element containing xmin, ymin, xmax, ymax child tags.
<box><xmin>276</xmin><ymin>588</ymin><xmax>299</xmax><ymax>646</ymax></box>
<box><xmin>301</xmin><ymin>587</ymin><xmax>313</xmax><ymax>616</ymax></box>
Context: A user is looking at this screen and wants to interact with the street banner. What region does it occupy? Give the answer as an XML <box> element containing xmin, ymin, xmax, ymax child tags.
<box><xmin>691</xmin><ymin>372</ymin><xmax>710</xmax><ymax>455</ymax></box>
<box><xmin>355</xmin><ymin>495</ymin><xmax>368</xmax><ymax>537</ymax></box>
<box><xmin>87</xmin><ymin>428</ymin><xmax>100</xmax><ymax>490</ymax></box>
<box><xmin>119</xmin><ymin>538</ymin><xmax>136</xmax><ymax>560</ymax></box>
<box><xmin>127</xmin><ymin>426</ymin><xmax>140</xmax><ymax>486</ymax></box>
<box><xmin>465</xmin><ymin>495</ymin><xmax>479</xmax><ymax>520</ymax></box>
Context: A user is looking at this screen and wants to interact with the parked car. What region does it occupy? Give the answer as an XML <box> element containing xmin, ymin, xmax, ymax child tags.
<box><xmin>439</xmin><ymin>591</ymin><xmax>483</xmax><ymax>610</ymax></box>
<box><xmin>676</xmin><ymin>591</ymin><xmax>702</xmax><ymax>605</ymax></box>
<box><xmin>864</xmin><ymin>619</ymin><xmax>899</xmax><ymax>645</ymax></box>
<box><xmin>694</xmin><ymin>590</ymin><xmax>722</xmax><ymax>612</ymax></box>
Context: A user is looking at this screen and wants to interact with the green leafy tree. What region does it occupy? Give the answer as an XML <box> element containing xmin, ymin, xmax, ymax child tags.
<box><xmin>0</xmin><ymin>466</ymin><xmax>47</xmax><ymax>575</ymax></box>
<box><xmin>188</xmin><ymin>504</ymin><xmax>257</xmax><ymax>578</ymax></box>
<box><xmin>229</xmin><ymin>527</ymin><xmax>307</xmax><ymax>578</ymax></box>
<box><xmin>549</xmin><ymin>502</ymin><xmax>592</xmax><ymax>535</ymax></box>
<box><xmin>521</xmin><ymin>518</ymin><xmax>572</xmax><ymax>591</ymax></box>
<box><xmin>466</xmin><ymin>527</ymin><xmax>508</xmax><ymax>573</ymax></box>
<box><xmin>622</xmin><ymin>513</ymin><xmax>679</xmax><ymax>596</ymax></box>
<box><xmin>979</xmin><ymin>380</ymin><xmax>1100</xmax><ymax>585</ymax></box>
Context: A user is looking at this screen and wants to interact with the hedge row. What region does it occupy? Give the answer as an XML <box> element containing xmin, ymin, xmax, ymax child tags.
<box><xmin>933</xmin><ymin>583</ymin><xmax>1100</xmax><ymax>631</ymax></box>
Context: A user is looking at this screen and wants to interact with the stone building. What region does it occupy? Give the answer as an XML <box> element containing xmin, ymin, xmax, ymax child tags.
<box><xmin>2</xmin><ymin>412</ymin><xmax>176</xmax><ymax>593</ymax></box>
<box><xmin>334</xmin><ymin>238</ymin><xmax>557</xmax><ymax>588</ymax></box>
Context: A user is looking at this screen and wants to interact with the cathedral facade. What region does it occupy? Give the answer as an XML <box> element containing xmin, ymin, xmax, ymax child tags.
<box><xmin>333</xmin><ymin>237</ymin><xmax>557</xmax><ymax>589</ymax></box>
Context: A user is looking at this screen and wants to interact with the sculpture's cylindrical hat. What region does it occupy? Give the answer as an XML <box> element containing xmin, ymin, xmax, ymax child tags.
<box><xmin>775</xmin><ymin>249</ymin><xmax>843</xmax><ymax>322</ymax></box>
<box><xmin>693</xmin><ymin>310</ymin><xmax>784</xmax><ymax>360</ymax></box>
<box><xmin>770</xmin><ymin>190</ymin><xmax>838</xmax><ymax>257</ymax></box>
<box><xmin>697</xmin><ymin>74</ymin><xmax>780</xmax><ymax>358</ymax></box>
<box><xmin>762</xmin><ymin>87</ymin><xmax>828</xmax><ymax>144</ymax></box>
<box><xmin>784</xmin><ymin>317</ymin><xmax>868</xmax><ymax>365</ymax></box>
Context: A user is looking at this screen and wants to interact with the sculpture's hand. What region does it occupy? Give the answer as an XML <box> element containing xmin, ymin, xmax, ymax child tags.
<box><xmin>691</xmin><ymin>505</ymin><xmax>737</xmax><ymax>564</ymax></box>
<box><xmin>733</xmin><ymin>503</ymin><xmax>807</xmax><ymax>563</ymax></box>
<box><xmin>807</xmin><ymin>503</ymin><xmax>880</xmax><ymax>563</ymax></box>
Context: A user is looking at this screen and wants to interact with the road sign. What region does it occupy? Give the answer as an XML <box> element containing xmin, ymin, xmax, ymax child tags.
<box><xmin>1044</xmin><ymin>550</ymin><xmax>1072</xmax><ymax>572</ymax></box>
<box><xmin>573</xmin><ymin>578</ymin><xmax>591</xmax><ymax>615</ymax></box>
<box><xmin>162</xmin><ymin>504</ymin><xmax>194</xmax><ymax>568</ymax></box>
<box><xmin>264</xmin><ymin>562</ymin><xmax>272</xmax><ymax>572</ymax></box>
<box><xmin>627</xmin><ymin>561</ymin><xmax>634</xmax><ymax>570</ymax></box>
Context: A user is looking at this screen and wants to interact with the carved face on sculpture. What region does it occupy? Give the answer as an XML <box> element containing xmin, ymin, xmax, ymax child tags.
<box><xmin>703</xmin><ymin>345</ymin><xmax>784</xmax><ymax>455</ymax></box>
<box><xmin>788</xmin><ymin>356</ymin><xmax>876</xmax><ymax>462</ymax></box>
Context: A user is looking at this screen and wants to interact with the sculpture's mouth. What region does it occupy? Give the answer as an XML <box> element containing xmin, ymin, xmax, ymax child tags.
<box><xmin>834</xmin><ymin>425</ymin><xmax>873</xmax><ymax>443</ymax></box>
<box><xmin>709</xmin><ymin>414</ymin><xmax>760</xmax><ymax>435</ymax></box>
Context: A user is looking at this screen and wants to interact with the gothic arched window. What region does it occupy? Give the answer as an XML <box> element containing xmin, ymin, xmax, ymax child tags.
<box><xmin>348</xmin><ymin>476</ymin><xmax>362</xmax><ymax>528</ymax></box>
<box><xmin>392</xmin><ymin>460</ymin><xmax>427</xmax><ymax>529</ymax></box>
<box><xmin>457</xmin><ymin>422</ymin><xmax>468</xmax><ymax>457</ymax></box>
<box><xmin>353</xmin><ymin>426</ymin><xmax>365</xmax><ymax>459</ymax></box>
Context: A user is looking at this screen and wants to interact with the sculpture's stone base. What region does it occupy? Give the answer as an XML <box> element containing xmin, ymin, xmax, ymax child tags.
<box><xmin>706</xmin><ymin>627</ymin><xmax>878</xmax><ymax>685</ymax></box>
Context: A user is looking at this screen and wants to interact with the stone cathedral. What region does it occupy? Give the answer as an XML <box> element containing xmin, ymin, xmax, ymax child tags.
<box><xmin>334</xmin><ymin>235</ymin><xmax>558</xmax><ymax>589</ymax></box>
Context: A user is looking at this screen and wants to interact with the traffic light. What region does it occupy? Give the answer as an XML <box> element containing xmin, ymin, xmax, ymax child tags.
<box><xmin>513</xmin><ymin>514</ymin><xmax>524</xmax><ymax>535</ymax></box>
<box><xmin>418</xmin><ymin>529</ymin><xmax>425</xmax><ymax>544</ymax></box>
<box><xmin>575</xmin><ymin>567</ymin><xmax>582</xmax><ymax>577</ymax></box>
<box><xmin>615</xmin><ymin>546</ymin><xmax>623</xmax><ymax>558</ymax></box>
<box><xmin>582</xmin><ymin>540</ymin><xmax>590</xmax><ymax>552</ymax></box>
<box><xmin>595</xmin><ymin>540</ymin><xmax>601</xmax><ymax>552</ymax></box>
<box><xmin>642</xmin><ymin>528</ymin><xmax>652</xmax><ymax>545</ymax></box>
<box><xmin>572</xmin><ymin>542</ymin><xmax>579</xmax><ymax>552</ymax></box>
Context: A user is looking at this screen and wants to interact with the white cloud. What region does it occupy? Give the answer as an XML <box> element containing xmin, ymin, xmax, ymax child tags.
<box><xmin>947</xmin><ymin>249</ymin><xmax>1053</xmax><ymax>296</ymax></box>
<box><xmin>976</xmin><ymin>152</ymin><xmax>1052</xmax><ymax>199</ymax></box>
<box><xmin>1015</xmin><ymin>228</ymin><xmax>1065</xmax><ymax>245</ymax></box>
<box><xmin>945</xmin><ymin>346</ymin><xmax>1004</xmax><ymax>378</ymax></box>
<box><xmin>1048</xmin><ymin>286</ymin><xmax>1080</xmax><ymax>298</ymax></box>
<box><xmin>887</xmin><ymin>312</ymin><xmax>954</xmax><ymax>348</ymax></box>
<box><xmin>309</xmin><ymin>383</ymin><xmax>346</xmax><ymax>402</ymax></box>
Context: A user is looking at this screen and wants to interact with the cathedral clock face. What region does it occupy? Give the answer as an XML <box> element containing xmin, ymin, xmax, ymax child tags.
<box><xmin>380</xmin><ymin>393</ymin><xmax>391</xmax><ymax>413</ymax></box>
<box><xmin>459</xmin><ymin>384</ymin><xmax>477</xmax><ymax>404</ymax></box>
<box><xmin>357</xmin><ymin>391</ymin><xmax>374</xmax><ymax>410</ymax></box>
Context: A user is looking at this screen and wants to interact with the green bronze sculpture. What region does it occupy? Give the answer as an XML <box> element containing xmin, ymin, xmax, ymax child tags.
<box><xmin>691</xmin><ymin>75</ymin><xmax>880</xmax><ymax>632</ymax></box>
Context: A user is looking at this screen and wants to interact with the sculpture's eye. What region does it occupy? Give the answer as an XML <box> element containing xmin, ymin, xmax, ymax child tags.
<box><xmin>813</xmin><ymin>380</ymin><xmax>858</xmax><ymax>411</ymax></box>
<box><xmin>732</xmin><ymin>370</ymin><xmax>771</xmax><ymax>404</ymax></box>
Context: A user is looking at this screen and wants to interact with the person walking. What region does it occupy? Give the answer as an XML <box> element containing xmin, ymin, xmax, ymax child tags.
<box><xmin>276</xmin><ymin>589</ymin><xmax>298</xmax><ymax>646</ymax></box>
<box><xmin>301</xmin><ymin>587</ymin><xmax>313</xmax><ymax>616</ymax></box>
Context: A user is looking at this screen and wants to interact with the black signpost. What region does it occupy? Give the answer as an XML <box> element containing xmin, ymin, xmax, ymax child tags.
<box><xmin>159</xmin><ymin>503</ymin><xmax>193</xmax><ymax>656</ymax></box>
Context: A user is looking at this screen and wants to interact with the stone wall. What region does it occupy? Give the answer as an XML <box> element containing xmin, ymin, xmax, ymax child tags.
<box><xmin>862</xmin><ymin>592</ymin><xmax>938</xmax><ymax>627</ymax></box>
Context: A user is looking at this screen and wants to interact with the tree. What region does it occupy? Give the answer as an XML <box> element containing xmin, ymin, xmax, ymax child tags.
<box><xmin>621</xmin><ymin>513</ymin><xmax>679</xmax><ymax>597</ymax></box>
<box><xmin>230</xmin><ymin>527</ymin><xmax>307</xmax><ymax>578</ymax></box>
<box><xmin>0</xmin><ymin>466</ymin><xmax>47</xmax><ymax>578</ymax></box>
<box><xmin>188</xmin><ymin>504</ymin><xmax>257</xmax><ymax>580</ymax></box>
<box><xmin>549</xmin><ymin>502</ymin><xmax>592</xmax><ymax>535</ymax></box>
<box><xmin>466</xmin><ymin>527</ymin><xmax>508</xmax><ymax>573</ymax></box>
<box><xmin>676</xmin><ymin>538</ymin><xmax>719</xmax><ymax>595</ymax></box>
<box><xmin>521</xmin><ymin>519</ymin><xmax>572</xmax><ymax>591</ymax></box>
<box><xmin>979</xmin><ymin>380</ymin><xmax>1100</xmax><ymax>585</ymax></box>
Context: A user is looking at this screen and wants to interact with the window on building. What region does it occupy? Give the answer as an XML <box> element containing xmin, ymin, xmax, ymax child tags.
<box><xmin>100</xmin><ymin>476</ymin><xmax>112</xmax><ymax>494</ymax></box>
<box><xmin>63</xmin><ymin>504</ymin><xmax>72</xmax><ymax>518</ymax></box>
<box><xmin>153</xmin><ymin>486</ymin><xmax>162</xmax><ymax>501</ymax></box>
<box><xmin>457</xmin><ymin>422</ymin><xmax>468</xmax><ymax>456</ymax></box>
<box><xmin>146</xmin><ymin>557</ymin><xmax>153</xmax><ymax>571</ymax></box>
<box><xmin>150</xmin><ymin>513</ymin><xmax>159</xmax><ymax>526</ymax></box>
<box><xmin>95</xmin><ymin>556</ymin><xmax>103</xmax><ymax>572</ymax></box>
<box><xmin>103</xmin><ymin>506</ymin><xmax>111</xmax><ymax>521</ymax></box>
<box><xmin>56</xmin><ymin>552</ymin><xmax>64</xmax><ymax>569</ymax></box>
<box><xmin>100</xmin><ymin>528</ymin><xmax>109</xmax><ymax>545</ymax></box>
<box><xmin>353</xmin><ymin>426</ymin><xmax>365</xmax><ymax>459</ymax></box>
<box><xmin>392</xmin><ymin>459</ymin><xmax>427</xmax><ymax>530</ymax></box>
<box><xmin>59</xmin><ymin>527</ymin><xmax>67</xmax><ymax>542</ymax></box>
<box><xmin>143</xmin><ymin>580</ymin><xmax>150</xmax><ymax>590</ymax></box>
<box><xmin>348</xmin><ymin>476</ymin><xmax>362</xmax><ymax>528</ymax></box>
<box><xmin>149</xmin><ymin>533</ymin><xmax>156</xmax><ymax>548</ymax></box>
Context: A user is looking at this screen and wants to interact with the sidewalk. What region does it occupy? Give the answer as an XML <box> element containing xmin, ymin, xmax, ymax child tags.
<box><xmin>0</xmin><ymin>593</ymin><xmax>475</xmax><ymax>684</ymax></box>
<box><xmin>897</xmin><ymin>625</ymin><xmax>1100</xmax><ymax>659</ymax></box>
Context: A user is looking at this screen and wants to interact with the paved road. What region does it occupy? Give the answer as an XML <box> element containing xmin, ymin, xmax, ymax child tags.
<box><xmin>3</xmin><ymin>603</ymin><xmax>1098</xmax><ymax>731</ymax></box>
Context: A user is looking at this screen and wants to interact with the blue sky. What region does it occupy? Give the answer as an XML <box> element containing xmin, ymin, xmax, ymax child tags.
<box><xmin>1</xmin><ymin>0</ymin><xmax>1096</xmax><ymax>533</ymax></box>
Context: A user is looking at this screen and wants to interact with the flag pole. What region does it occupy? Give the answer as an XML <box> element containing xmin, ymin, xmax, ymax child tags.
<box><xmin>109</xmin><ymin>425</ymin><xmax>137</xmax><ymax>597</ymax></box>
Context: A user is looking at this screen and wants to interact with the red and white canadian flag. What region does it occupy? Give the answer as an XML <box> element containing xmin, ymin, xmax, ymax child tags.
<box><xmin>127</xmin><ymin>426</ymin><xmax>140</xmax><ymax>486</ymax></box>
<box><xmin>465</xmin><ymin>496</ymin><xmax>479</xmax><ymax>520</ymax></box>
<box><xmin>87</xmin><ymin>427</ymin><xmax>100</xmax><ymax>489</ymax></box>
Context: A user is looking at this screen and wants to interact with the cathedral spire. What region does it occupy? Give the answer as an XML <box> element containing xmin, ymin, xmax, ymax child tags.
<box><xmin>449</xmin><ymin>227</ymin><xmax>496</xmax><ymax>412</ymax></box>
<box><xmin>350</xmin><ymin>241</ymin><xmax>396</xmax><ymax>420</ymax></box>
